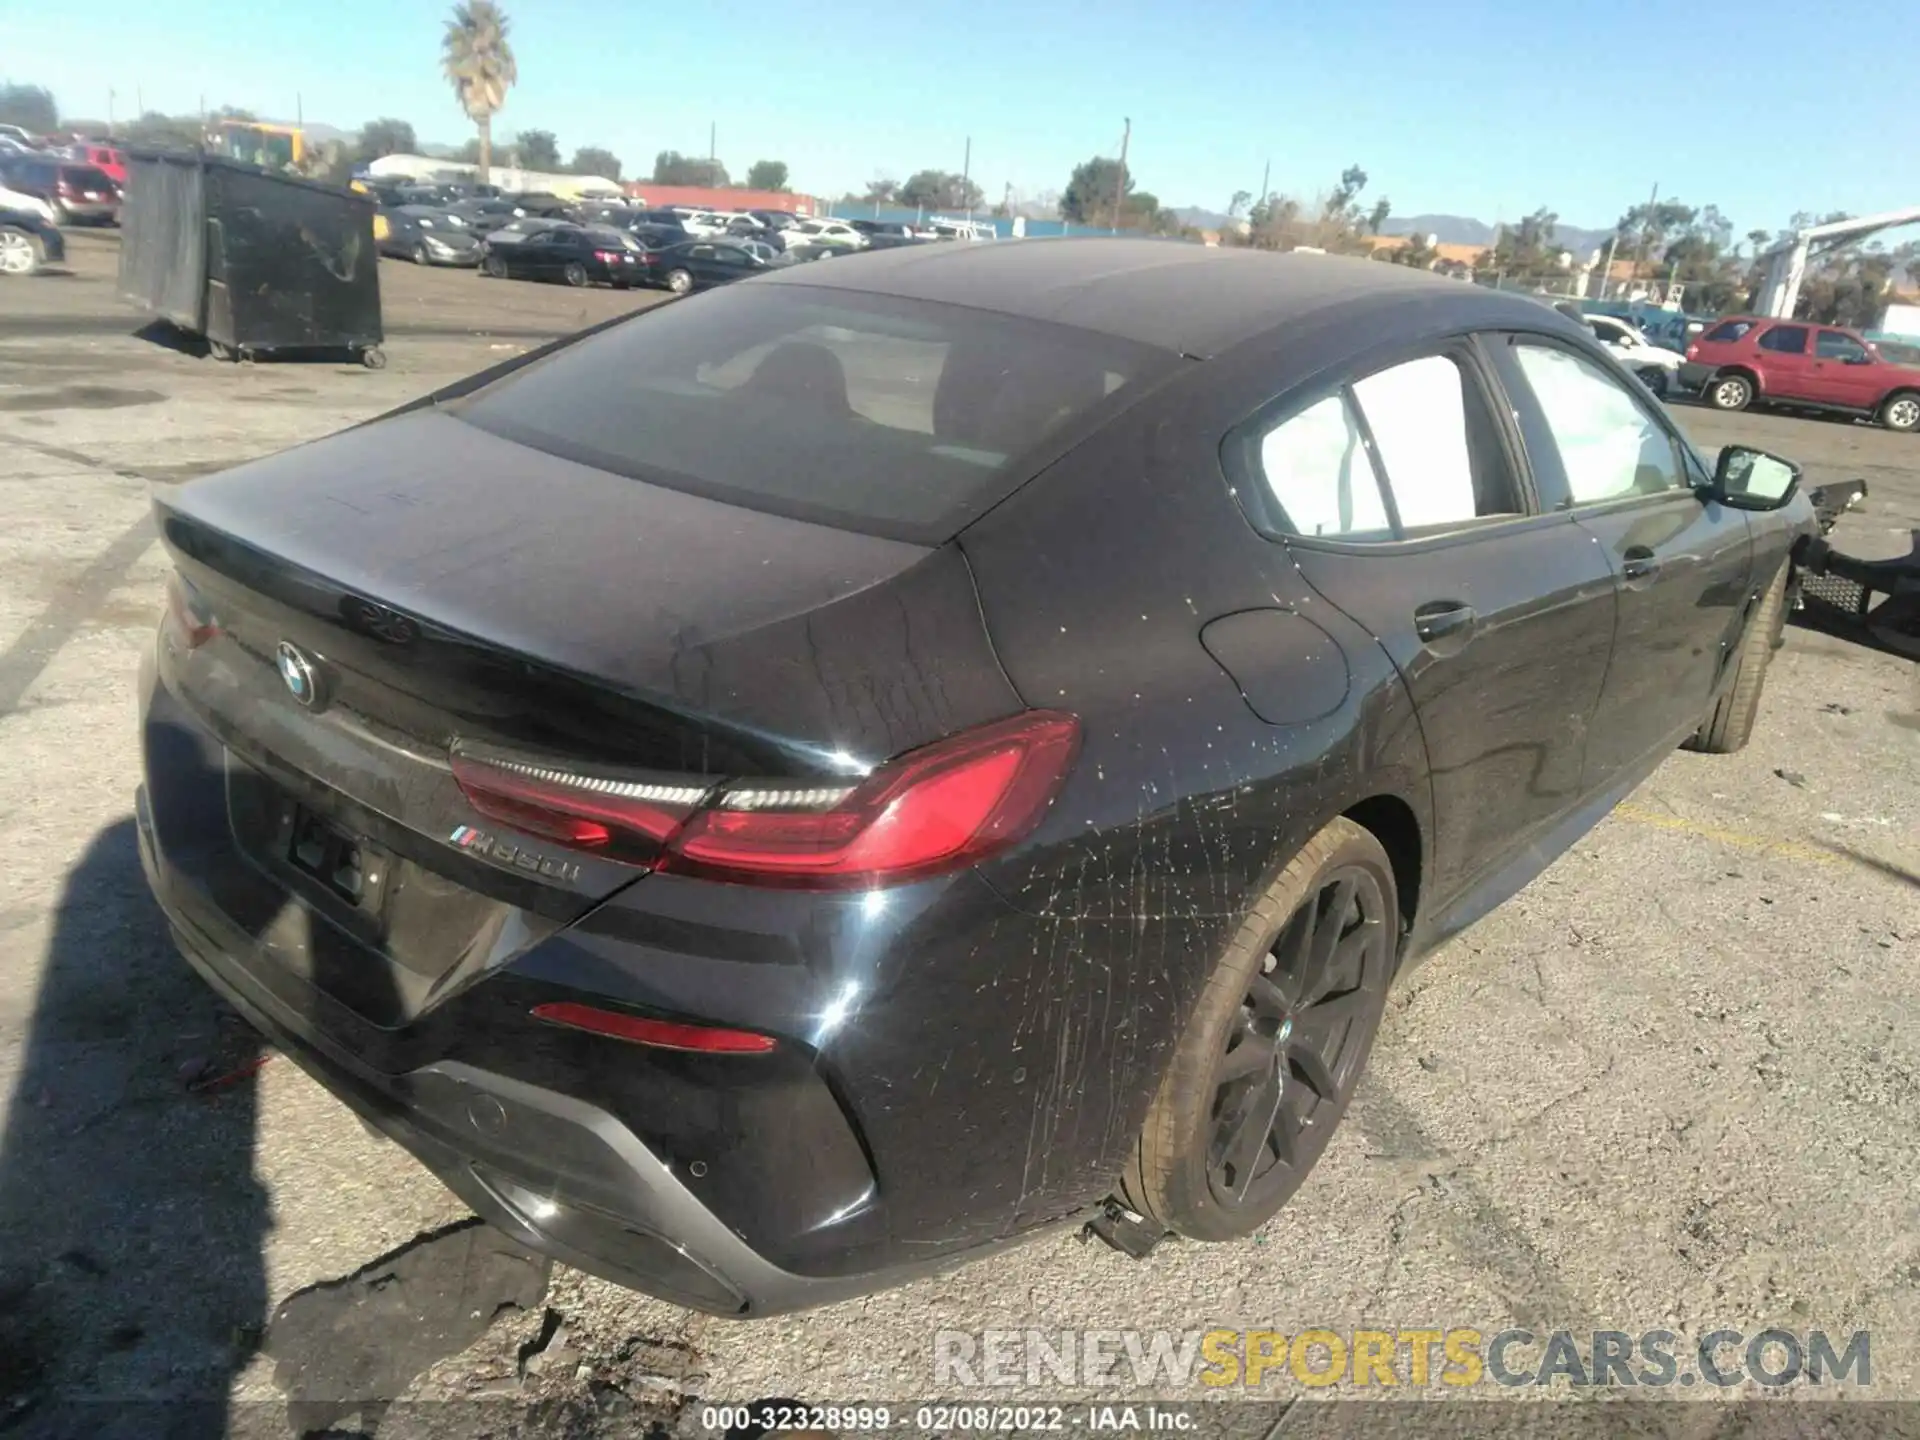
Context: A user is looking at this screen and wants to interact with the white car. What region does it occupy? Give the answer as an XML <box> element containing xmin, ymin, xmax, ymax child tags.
<box><xmin>0</xmin><ymin>182</ymin><xmax>54</xmax><ymax>224</ymax></box>
<box><xmin>681</xmin><ymin>211</ymin><xmax>758</xmax><ymax>238</ymax></box>
<box><xmin>788</xmin><ymin>219</ymin><xmax>868</xmax><ymax>252</ymax></box>
<box><xmin>1584</xmin><ymin>314</ymin><xmax>1686</xmax><ymax>394</ymax></box>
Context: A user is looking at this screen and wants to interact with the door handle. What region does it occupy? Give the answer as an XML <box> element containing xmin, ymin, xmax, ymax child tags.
<box><xmin>1622</xmin><ymin>546</ymin><xmax>1660</xmax><ymax>583</ymax></box>
<box><xmin>1413</xmin><ymin>600</ymin><xmax>1476</xmax><ymax>644</ymax></box>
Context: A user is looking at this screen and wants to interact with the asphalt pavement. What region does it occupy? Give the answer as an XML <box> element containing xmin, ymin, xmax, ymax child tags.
<box><xmin>0</xmin><ymin>232</ymin><xmax>1914</xmax><ymax>1435</ymax></box>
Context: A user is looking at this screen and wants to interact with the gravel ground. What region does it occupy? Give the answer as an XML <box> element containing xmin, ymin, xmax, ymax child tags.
<box><xmin>0</xmin><ymin>232</ymin><xmax>1914</xmax><ymax>1437</ymax></box>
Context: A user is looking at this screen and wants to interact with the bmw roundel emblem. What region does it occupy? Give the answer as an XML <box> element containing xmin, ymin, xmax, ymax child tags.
<box><xmin>275</xmin><ymin>641</ymin><xmax>327</xmax><ymax>711</ymax></box>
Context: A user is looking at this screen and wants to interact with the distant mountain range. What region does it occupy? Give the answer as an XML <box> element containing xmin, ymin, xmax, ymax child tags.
<box><xmin>1170</xmin><ymin>206</ymin><xmax>1617</xmax><ymax>258</ymax></box>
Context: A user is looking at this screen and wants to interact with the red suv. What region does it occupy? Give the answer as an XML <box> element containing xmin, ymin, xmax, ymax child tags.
<box><xmin>1682</xmin><ymin>316</ymin><xmax>1920</xmax><ymax>432</ymax></box>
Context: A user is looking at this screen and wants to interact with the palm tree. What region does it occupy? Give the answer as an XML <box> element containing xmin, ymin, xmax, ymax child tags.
<box><xmin>441</xmin><ymin>1</ymin><xmax>517</xmax><ymax>186</ymax></box>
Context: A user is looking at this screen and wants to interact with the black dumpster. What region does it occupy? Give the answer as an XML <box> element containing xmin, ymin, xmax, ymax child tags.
<box><xmin>118</xmin><ymin>150</ymin><xmax>385</xmax><ymax>367</ymax></box>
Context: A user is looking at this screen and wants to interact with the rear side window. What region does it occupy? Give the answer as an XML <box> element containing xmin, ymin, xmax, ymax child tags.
<box><xmin>453</xmin><ymin>285</ymin><xmax>1166</xmax><ymax>542</ymax></box>
<box><xmin>1702</xmin><ymin>320</ymin><xmax>1753</xmax><ymax>342</ymax></box>
<box><xmin>1249</xmin><ymin>353</ymin><xmax>1521</xmax><ymax>541</ymax></box>
<box><xmin>1508</xmin><ymin>343</ymin><xmax>1684</xmax><ymax>505</ymax></box>
<box><xmin>1816</xmin><ymin>330</ymin><xmax>1869</xmax><ymax>362</ymax></box>
<box><xmin>1758</xmin><ymin>325</ymin><xmax>1809</xmax><ymax>354</ymax></box>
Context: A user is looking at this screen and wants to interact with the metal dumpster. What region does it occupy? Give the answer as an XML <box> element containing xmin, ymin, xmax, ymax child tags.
<box><xmin>119</xmin><ymin>150</ymin><xmax>386</xmax><ymax>367</ymax></box>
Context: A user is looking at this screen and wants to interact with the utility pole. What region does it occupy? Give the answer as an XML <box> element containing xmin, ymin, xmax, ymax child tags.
<box><xmin>1634</xmin><ymin>181</ymin><xmax>1660</xmax><ymax>293</ymax></box>
<box><xmin>961</xmin><ymin>136</ymin><xmax>972</xmax><ymax>221</ymax></box>
<box><xmin>708</xmin><ymin>121</ymin><xmax>716</xmax><ymax>185</ymax></box>
<box><xmin>108</xmin><ymin>90</ymin><xmax>116</xmax><ymax>135</ymax></box>
<box><xmin>1109</xmin><ymin>117</ymin><xmax>1131</xmax><ymax>232</ymax></box>
<box><xmin>296</xmin><ymin>92</ymin><xmax>304</xmax><ymax>128</ymax></box>
<box><xmin>1597</xmin><ymin>232</ymin><xmax>1619</xmax><ymax>300</ymax></box>
<box><xmin>137</xmin><ymin>86</ymin><xmax>145</xmax><ymax>117</ymax></box>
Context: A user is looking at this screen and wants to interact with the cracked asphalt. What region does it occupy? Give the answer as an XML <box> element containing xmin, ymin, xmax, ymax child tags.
<box><xmin>0</xmin><ymin>232</ymin><xmax>1914</xmax><ymax>1435</ymax></box>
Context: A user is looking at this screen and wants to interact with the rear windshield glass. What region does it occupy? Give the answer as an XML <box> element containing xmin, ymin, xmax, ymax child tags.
<box><xmin>451</xmin><ymin>284</ymin><xmax>1168</xmax><ymax>542</ymax></box>
<box><xmin>64</xmin><ymin>166</ymin><xmax>114</xmax><ymax>190</ymax></box>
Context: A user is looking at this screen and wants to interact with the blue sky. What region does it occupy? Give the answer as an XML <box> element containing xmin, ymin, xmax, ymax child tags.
<box><xmin>5</xmin><ymin>0</ymin><xmax>1915</xmax><ymax>236</ymax></box>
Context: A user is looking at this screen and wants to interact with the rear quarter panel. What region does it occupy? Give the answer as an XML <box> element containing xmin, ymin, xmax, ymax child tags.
<box><xmin>954</xmin><ymin>356</ymin><xmax>1435</xmax><ymax>1228</ymax></box>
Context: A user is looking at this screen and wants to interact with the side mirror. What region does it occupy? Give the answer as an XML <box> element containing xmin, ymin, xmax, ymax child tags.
<box><xmin>1706</xmin><ymin>446</ymin><xmax>1800</xmax><ymax>511</ymax></box>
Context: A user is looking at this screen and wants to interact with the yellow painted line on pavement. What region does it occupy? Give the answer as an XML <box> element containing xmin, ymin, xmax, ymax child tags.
<box><xmin>1612</xmin><ymin>803</ymin><xmax>1842</xmax><ymax>866</ymax></box>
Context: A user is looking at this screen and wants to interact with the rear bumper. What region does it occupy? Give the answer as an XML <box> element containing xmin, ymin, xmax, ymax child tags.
<box><xmin>135</xmin><ymin>781</ymin><xmax>1004</xmax><ymax>1316</ymax></box>
<box><xmin>1678</xmin><ymin>361</ymin><xmax>1714</xmax><ymax>391</ymax></box>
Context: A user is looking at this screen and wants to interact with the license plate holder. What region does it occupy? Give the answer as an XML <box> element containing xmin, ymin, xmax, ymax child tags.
<box><xmin>287</xmin><ymin>805</ymin><xmax>368</xmax><ymax>905</ymax></box>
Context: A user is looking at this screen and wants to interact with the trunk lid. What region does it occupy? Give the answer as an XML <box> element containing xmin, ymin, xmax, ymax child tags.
<box><xmin>153</xmin><ymin>410</ymin><xmax>1023</xmax><ymax>1021</ymax></box>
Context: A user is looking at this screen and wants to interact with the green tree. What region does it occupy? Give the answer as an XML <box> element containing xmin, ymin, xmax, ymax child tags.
<box><xmin>455</xmin><ymin>137</ymin><xmax>483</xmax><ymax>164</ymax></box>
<box><xmin>1061</xmin><ymin>156</ymin><xmax>1128</xmax><ymax>224</ymax></box>
<box><xmin>898</xmin><ymin>169</ymin><xmax>982</xmax><ymax>212</ymax></box>
<box><xmin>1383</xmin><ymin>232</ymin><xmax>1439</xmax><ymax>268</ymax></box>
<box><xmin>513</xmin><ymin>128</ymin><xmax>559</xmax><ymax>169</ymax></box>
<box><xmin>744</xmin><ymin>159</ymin><xmax>789</xmax><ymax>192</ymax></box>
<box><xmin>1366</xmin><ymin>197</ymin><xmax>1391</xmax><ymax>235</ymax></box>
<box><xmin>0</xmin><ymin>84</ymin><xmax>59</xmax><ymax>134</ymax></box>
<box><xmin>122</xmin><ymin>111</ymin><xmax>205</xmax><ymax>151</ymax></box>
<box><xmin>442</xmin><ymin>0</ymin><xmax>518</xmax><ymax>186</ymax></box>
<box><xmin>569</xmin><ymin>145</ymin><xmax>621</xmax><ymax>181</ymax></box>
<box><xmin>355</xmin><ymin>117</ymin><xmax>417</xmax><ymax>161</ymax></box>
<box><xmin>1476</xmin><ymin>208</ymin><xmax>1566</xmax><ymax>281</ymax></box>
<box><xmin>653</xmin><ymin>149</ymin><xmax>727</xmax><ymax>186</ymax></box>
<box><xmin>864</xmin><ymin>176</ymin><xmax>898</xmax><ymax>204</ymax></box>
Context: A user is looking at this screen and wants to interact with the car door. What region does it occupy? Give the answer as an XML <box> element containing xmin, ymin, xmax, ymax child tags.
<box><xmin>1811</xmin><ymin>329</ymin><xmax>1880</xmax><ymax>408</ymax></box>
<box><xmin>1251</xmin><ymin>342</ymin><xmax>1620</xmax><ymax>906</ymax></box>
<box><xmin>1488</xmin><ymin>334</ymin><xmax>1755</xmax><ymax>786</ymax></box>
<box><xmin>1753</xmin><ymin>322</ymin><xmax>1819</xmax><ymax>402</ymax></box>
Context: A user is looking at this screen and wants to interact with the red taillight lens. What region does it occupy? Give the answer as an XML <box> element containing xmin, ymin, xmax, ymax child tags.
<box><xmin>664</xmin><ymin>710</ymin><xmax>1080</xmax><ymax>889</ymax></box>
<box><xmin>595</xmin><ymin>249</ymin><xmax>619</xmax><ymax>263</ymax></box>
<box><xmin>164</xmin><ymin>574</ymin><xmax>221</xmax><ymax>649</ymax></box>
<box><xmin>530</xmin><ymin>1002</ymin><xmax>777</xmax><ymax>1053</ymax></box>
<box><xmin>449</xmin><ymin>746</ymin><xmax>710</xmax><ymax>864</ymax></box>
<box><xmin>447</xmin><ymin>710</ymin><xmax>1080</xmax><ymax>889</ymax></box>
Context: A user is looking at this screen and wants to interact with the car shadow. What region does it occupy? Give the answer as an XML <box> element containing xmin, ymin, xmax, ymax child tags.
<box><xmin>0</xmin><ymin>818</ymin><xmax>267</xmax><ymax>1436</ymax></box>
<box><xmin>0</xmin><ymin>811</ymin><xmax>557</xmax><ymax>1436</ymax></box>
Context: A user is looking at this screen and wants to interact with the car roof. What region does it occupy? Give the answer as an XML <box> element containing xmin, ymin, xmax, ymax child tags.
<box><xmin>755</xmin><ymin>236</ymin><xmax>1555</xmax><ymax>358</ymax></box>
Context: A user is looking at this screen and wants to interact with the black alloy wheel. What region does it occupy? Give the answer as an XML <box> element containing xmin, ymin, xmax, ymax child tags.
<box><xmin>1205</xmin><ymin>864</ymin><xmax>1393</xmax><ymax>1211</ymax></box>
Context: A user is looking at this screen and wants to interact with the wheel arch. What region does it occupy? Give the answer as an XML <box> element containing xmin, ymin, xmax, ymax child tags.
<box><xmin>1341</xmin><ymin>792</ymin><xmax>1422</xmax><ymax>934</ymax></box>
<box><xmin>1715</xmin><ymin>363</ymin><xmax>1762</xmax><ymax>394</ymax></box>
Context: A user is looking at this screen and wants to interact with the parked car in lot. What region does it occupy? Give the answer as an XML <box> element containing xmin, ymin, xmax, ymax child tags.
<box><xmin>846</xmin><ymin>219</ymin><xmax>927</xmax><ymax>249</ymax></box>
<box><xmin>0</xmin><ymin>206</ymin><xmax>64</xmax><ymax>275</ymax></box>
<box><xmin>379</xmin><ymin>206</ymin><xmax>482</xmax><ymax>267</ymax></box>
<box><xmin>0</xmin><ymin>156</ymin><xmax>119</xmax><ymax>225</ymax></box>
<box><xmin>1583</xmin><ymin>313</ymin><xmax>1685</xmax><ymax>394</ymax></box>
<box><xmin>1682</xmin><ymin>316</ymin><xmax>1920</xmax><ymax>431</ymax></box>
<box><xmin>786</xmin><ymin>218</ymin><xmax>868</xmax><ymax>253</ymax></box>
<box><xmin>639</xmin><ymin>238</ymin><xmax>773</xmax><ymax>292</ymax></box>
<box><xmin>76</xmin><ymin>144</ymin><xmax>127</xmax><ymax>186</ymax></box>
<box><xmin>482</xmin><ymin>224</ymin><xmax>643</xmax><ymax>285</ymax></box>
<box><xmin>138</xmin><ymin>241</ymin><xmax>1817</xmax><ymax>1317</ymax></box>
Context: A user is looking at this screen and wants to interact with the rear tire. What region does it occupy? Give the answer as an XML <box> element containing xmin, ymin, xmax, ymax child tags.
<box><xmin>665</xmin><ymin>268</ymin><xmax>693</xmax><ymax>294</ymax></box>
<box><xmin>1878</xmin><ymin>391</ymin><xmax>1920</xmax><ymax>433</ymax></box>
<box><xmin>412</xmin><ymin>242</ymin><xmax>430</xmax><ymax>265</ymax></box>
<box><xmin>1637</xmin><ymin>366</ymin><xmax>1669</xmax><ymax>397</ymax></box>
<box><xmin>564</xmin><ymin>261</ymin><xmax>589</xmax><ymax>287</ymax></box>
<box><xmin>1686</xmin><ymin>558</ymin><xmax>1789</xmax><ymax>755</ymax></box>
<box><xmin>483</xmin><ymin>254</ymin><xmax>507</xmax><ymax>279</ymax></box>
<box><xmin>1122</xmin><ymin>817</ymin><xmax>1397</xmax><ymax>1242</ymax></box>
<box><xmin>1708</xmin><ymin>372</ymin><xmax>1754</xmax><ymax>411</ymax></box>
<box><xmin>0</xmin><ymin>225</ymin><xmax>44</xmax><ymax>276</ymax></box>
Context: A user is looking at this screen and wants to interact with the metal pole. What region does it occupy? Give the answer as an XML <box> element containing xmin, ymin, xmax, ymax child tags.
<box><xmin>1597</xmin><ymin>232</ymin><xmax>1618</xmax><ymax>300</ymax></box>
<box><xmin>708</xmin><ymin>122</ymin><xmax>716</xmax><ymax>186</ymax></box>
<box><xmin>1110</xmin><ymin>117</ymin><xmax>1131</xmax><ymax>231</ymax></box>
<box><xmin>108</xmin><ymin>90</ymin><xmax>116</xmax><ymax>135</ymax></box>
<box><xmin>1635</xmin><ymin>182</ymin><xmax>1659</xmax><ymax>292</ymax></box>
<box><xmin>961</xmin><ymin>136</ymin><xmax>972</xmax><ymax>221</ymax></box>
<box><xmin>296</xmin><ymin>92</ymin><xmax>303</xmax><ymax>128</ymax></box>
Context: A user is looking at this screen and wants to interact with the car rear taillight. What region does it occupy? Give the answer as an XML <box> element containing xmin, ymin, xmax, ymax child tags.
<box><xmin>666</xmin><ymin>711</ymin><xmax>1080</xmax><ymax>888</ymax></box>
<box><xmin>595</xmin><ymin>249</ymin><xmax>620</xmax><ymax>263</ymax></box>
<box><xmin>163</xmin><ymin>574</ymin><xmax>221</xmax><ymax>649</ymax></box>
<box><xmin>56</xmin><ymin>177</ymin><xmax>74</xmax><ymax>196</ymax></box>
<box><xmin>449</xmin><ymin>710</ymin><xmax>1080</xmax><ymax>889</ymax></box>
<box><xmin>1686</xmin><ymin>342</ymin><xmax>1699</xmax><ymax>360</ymax></box>
<box><xmin>530</xmin><ymin>1002</ymin><xmax>777</xmax><ymax>1053</ymax></box>
<box><xmin>449</xmin><ymin>745</ymin><xmax>711</xmax><ymax>865</ymax></box>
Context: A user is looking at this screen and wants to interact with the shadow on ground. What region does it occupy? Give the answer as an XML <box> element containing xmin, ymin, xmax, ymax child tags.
<box><xmin>0</xmin><ymin>820</ymin><xmax>556</xmax><ymax>1437</ymax></box>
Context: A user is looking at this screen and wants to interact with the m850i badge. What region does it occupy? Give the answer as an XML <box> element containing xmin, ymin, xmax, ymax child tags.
<box><xmin>450</xmin><ymin>825</ymin><xmax>583</xmax><ymax>884</ymax></box>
